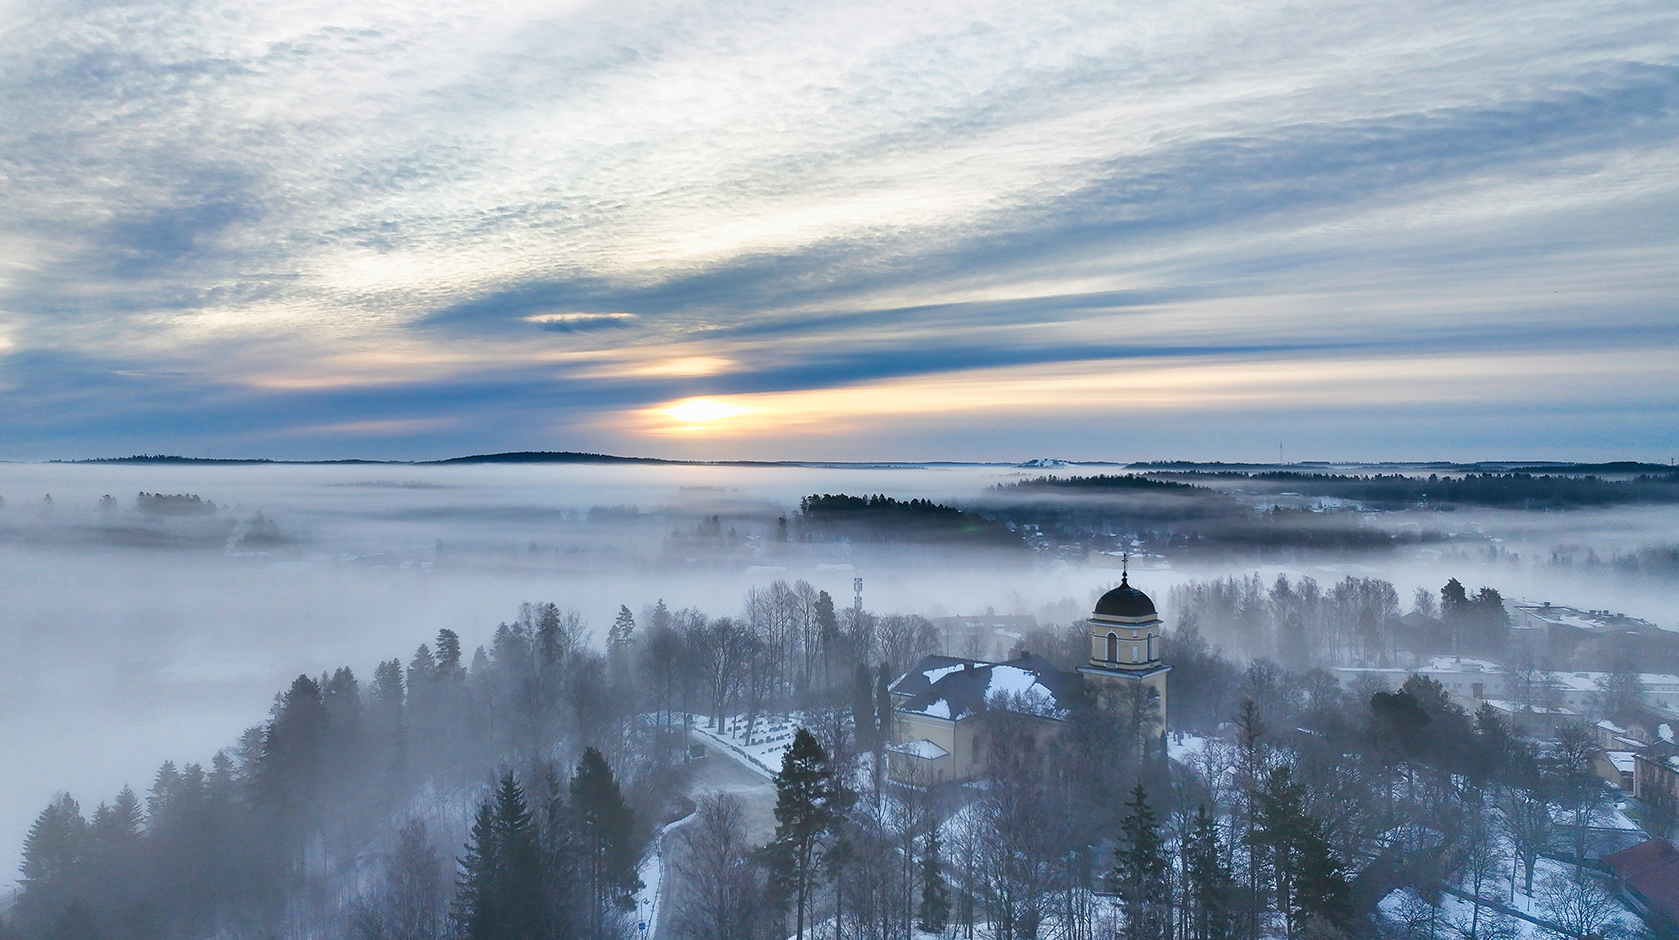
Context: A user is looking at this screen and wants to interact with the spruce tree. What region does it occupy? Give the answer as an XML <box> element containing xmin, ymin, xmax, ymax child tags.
<box><xmin>917</xmin><ymin>831</ymin><xmax>951</xmax><ymax>932</ymax></box>
<box><xmin>18</xmin><ymin>792</ymin><xmax>86</xmax><ymax>923</ymax></box>
<box><xmin>435</xmin><ymin>630</ymin><xmax>465</xmax><ymax>682</ymax></box>
<box><xmin>1113</xmin><ymin>784</ymin><xmax>1168</xmax><ymax>940</ymax></box>
<box><xmin>571</xmin><ymin>747</ymin><xmax>641</xmax><ymax>940</ymax></box>
<box><xmin>1183</xmin><ymin>805</ymin><xmax>1236</xmax><ymax>940</ymax></box>
<box><xmin>456</xmin><ymin>773</ymin><xmax>547</xmax><ymax>940</ymax></box>
<box><xmin>255</xmin><ymin>675</ymin><xmax>328</xmax><ymax>854</ymax></box>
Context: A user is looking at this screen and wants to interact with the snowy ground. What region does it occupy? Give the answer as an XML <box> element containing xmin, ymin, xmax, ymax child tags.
<box><xmin>1380</xmin><ymin>853</ymin><xmax>1643</xmax><ymax>940</ymax></box>
<box><xmin>1167</xmin><ymin>732</ymin><xmax>1211</xmax><ymax>763</ymax></box>
<box><xmin>644</xmin><ymin>715</ymin><xmax>781</xmax><ymax>940</ymax></box>
<box><xmin>684</xmin><ymin>712</ymin><xmax>808</xmax><ymax>777</ymax></box>
<box><xmin>633</xmin><ymin>811</ymin><xmax>699</xmax><ymax>940</ymax></box>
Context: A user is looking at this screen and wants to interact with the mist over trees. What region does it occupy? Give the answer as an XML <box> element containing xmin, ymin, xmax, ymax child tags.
<box><xmin>1</xmin><ymin>574</ymin><xmax>960</xmax><ymax>940</ymax></box>
<box><xmin>1</xmin><ymin>552</ymin><xmax>1657</xmax><ymax>940</ymax></box>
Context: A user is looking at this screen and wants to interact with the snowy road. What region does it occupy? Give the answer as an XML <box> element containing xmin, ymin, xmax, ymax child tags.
<box><xmin>642</xmin><ymin>735</ymin><xmax>779</xmax><ymax>940</ymax></box>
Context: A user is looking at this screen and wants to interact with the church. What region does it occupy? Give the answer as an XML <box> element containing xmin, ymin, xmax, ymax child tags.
<box><xmin>886</xmin><ymin>572</ymin><xmax>1170</xmax><ymax>784</ymax></box>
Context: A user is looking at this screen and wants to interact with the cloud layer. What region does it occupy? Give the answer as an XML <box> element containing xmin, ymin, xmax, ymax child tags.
<box><xmin>1</xmin><ymin>0</ymin><xmax>1675</xmax><ymax>459</ymax></box>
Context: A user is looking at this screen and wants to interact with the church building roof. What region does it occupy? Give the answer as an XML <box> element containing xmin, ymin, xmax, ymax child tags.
<box><xmin>892</xmin><ymin>653</ymin><xmax>1083</xmax><ymax>722</ymax></box>
<box><xmin>1094</xmin><ymin>572</ymin><xmax>1157</xmax><ymax>618</ymax></box>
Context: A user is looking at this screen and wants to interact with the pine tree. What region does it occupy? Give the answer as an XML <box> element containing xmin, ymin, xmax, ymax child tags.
<box><xmin>917</xmin><ymin>831</ymin><xmax>951</xmax><ymax>932</ymax></box>
<box><xmin>608</xmin><ymin>606</ymin><xmax>637</xmax><ymax>687</ymax></box>
<box><xmin>570</xmin><ymin>747</ymin><xmax>641</xmax><ymax>940</ymax></box>
<box><xmin>456</xmin><ymin>773</ymin><xmax>546</xmax><ymax>940</ymax></box>
<box><xmin>1183</xmin><ymin>805</ymin><xmax>1237</xmax><ymax>940</ymax></box>
<box><xmin>769</xmin><ymin>727</ymin><xmax>855</xmax><ymax>940</ymax></box>
<box><xmin>608</xmin><ymin>606</ymin><xmax>636</xmax><ymax>652</ymax></box>
<box><xmin>1113</xmin><ymin>784</ymin><xmax>1168</xmax><ymax>940</ymax></box>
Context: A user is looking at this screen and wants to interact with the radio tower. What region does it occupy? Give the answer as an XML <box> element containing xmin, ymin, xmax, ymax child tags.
<box><xmin>853</xmin><ymin>577</ymin><xmax>863</xmax><ymax>615</ymax></box>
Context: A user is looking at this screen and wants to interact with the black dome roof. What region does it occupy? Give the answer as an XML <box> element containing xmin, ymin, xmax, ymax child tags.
<box><xmin>1095</xmin><ymin>574</ymin><xmax>1156</xmax><ymax>618</ymax></box>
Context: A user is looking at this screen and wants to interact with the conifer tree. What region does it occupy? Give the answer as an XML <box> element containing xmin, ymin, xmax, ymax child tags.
<box><xmin>852</xmin><ymin>665</ymin><xmax>876</xmax><ymax>751</ymax></box>
<box><xmin>608</xmin><ymin>606</ymin><xmax>637</xmax><ymax>687</ymax></box>
<box><xmin>873</xmin><ymin>663</ymin><xmax>894</xmax><ymax>792</ymax></box>
<box><xmin>1183</xmin><ymin>805</ymin><xmax>1236</xmax><ymax>940</ymax></box>
<box><xmin>456</xmin><ymin>773</ymin><xmax>546</xmax><ymax>940</ymax></box>
<box><xmin>1249</xmin><ymin>766</ymin><xmax>1349</xmax><ymax>939</ymax></box>
<box><xmin>435</xmin><ymin>630</ymin><xmax>466</xmax><ymax>682</ymax></box>
<box><xmin>917</xmin><ymin>831</ymin><xmax>951</xmax><ymax>932</ymax></box>
<box><xmin>570</xmin><ymin>747</ymin><xmax>641</xmax><ymax>940</ymax></box>
<box><xmin>19</xmin><ymin>793</ymin><xmax>85</xmax><ymax>902</ymax></box>
<box><xmin>769</xmin><ymin>727</ymin><xmax>855</xmax><ymax>940</ymax></box>
<box><xmin>255</xmin><ymin>675</ymin><xmax>328</xmax><ymax>851</ymax></box>
<box><xmin>89</xmin><ymin>787</ymin><xmax>142</xmax><ymax>850</ymax></box>
<box><xmin>1113</xmin><ymin>784</ymin><xmax>1168</xmax><ymax>940</ymax></box>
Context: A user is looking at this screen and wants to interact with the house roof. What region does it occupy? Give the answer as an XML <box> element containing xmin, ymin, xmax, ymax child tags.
<box><xmin>893</xmin><ymin>652</ymin><xmax>1084</xmax><ymax>722</ymax></box>
<box><xmin>1606</xmin><ymin>840</ymin><xmax>1679</xmax><ymax>918</ymax></box>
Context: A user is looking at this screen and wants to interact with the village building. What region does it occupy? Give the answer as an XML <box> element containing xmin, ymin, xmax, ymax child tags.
<box><xmin>1605</xmin><ymin>839</ymin><xmax>1679</xmax><ymax>930</ymax></box>
<box><xmin>1634</xmin><ymin>741</ymin><xmax>1679</xmax><ymax>809</ymax></box>
<box><xmin>887</xmin><ymin>572</ymin><xmax>1170</xmax><ymax>784</ymax></box>
<box><xmin>1332</xmin><ymin>657</ymin><xmax>1679</xmax><ymax>718</ymax></box>
<box><xmin>1510</xmin><ymin>601</ymin><xmax>1677</xmax><ymax>670</ymax></box>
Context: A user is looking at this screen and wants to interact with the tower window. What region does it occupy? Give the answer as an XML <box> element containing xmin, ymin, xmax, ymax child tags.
<box><xmin>1106</xmin><ymin>633</ymin><xmax>1118</xmax><ymax>662</ymax></box>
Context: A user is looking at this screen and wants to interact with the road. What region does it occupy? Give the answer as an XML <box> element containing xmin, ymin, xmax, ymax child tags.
<box><xmin>646</xmin><ymin>741</ymin><xmax>779</xmax><ymax>940</ymax></box>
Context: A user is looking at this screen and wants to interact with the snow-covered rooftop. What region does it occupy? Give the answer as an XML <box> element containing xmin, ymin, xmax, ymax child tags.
<box><xmin>893</xmin><ymin>653</ymin><xmax>1082</xmax><ymax>722</ymax></box>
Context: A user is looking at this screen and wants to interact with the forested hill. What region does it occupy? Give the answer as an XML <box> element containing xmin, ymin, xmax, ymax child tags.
<box><xmin>1145</xmin><ymin>470</ymin><xmax>1679</xmax><ymax>509</ymax></box>
<box><xmin>796</xmin><ymin>493</ymin><xmax>1023</xmax><ymax>547</ymax></box>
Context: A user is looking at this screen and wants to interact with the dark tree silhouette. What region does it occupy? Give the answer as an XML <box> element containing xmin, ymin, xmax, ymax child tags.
<box><xmin>768</xmin><ymin>728</ymin><xmax>854</xmax><ymax>940</ymax></box>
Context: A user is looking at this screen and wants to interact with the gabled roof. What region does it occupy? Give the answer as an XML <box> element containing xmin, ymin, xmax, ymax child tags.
<box><xmin>893</xmin><ymin>653</ymin><xmax>1084</xmax><ymax>722</ymax></box>
<box><xmin>1605</xmin><ymin>840</ymin><xmax>1679</xmax><ymax>918</ymax></box>
<box><xmin>889</xmin><ymin>655</ymin><xmax>986</xmax><ymax>700</ymax></box>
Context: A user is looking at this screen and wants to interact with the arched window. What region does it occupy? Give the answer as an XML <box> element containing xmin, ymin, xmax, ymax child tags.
<box><xmin>1106</xmin><ymin>632</ymin><xmax>1118</xmax><ymax>662</ymax></box>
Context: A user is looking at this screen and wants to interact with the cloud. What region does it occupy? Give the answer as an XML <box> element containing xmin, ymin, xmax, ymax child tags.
<box><xmin>0</xmin><ymin>0</ymin><xmax>1674</xmax><ymax>458</ymax></box>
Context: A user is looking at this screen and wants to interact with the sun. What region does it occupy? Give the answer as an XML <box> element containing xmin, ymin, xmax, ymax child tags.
<box><xmin>664</xmin><ymin>398</ymin><xmax>749</xmax><ymax>423</ymax></box>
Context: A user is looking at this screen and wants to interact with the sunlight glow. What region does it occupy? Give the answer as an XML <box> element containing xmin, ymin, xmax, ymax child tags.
<box><xmin>665</xmin><ymin>399</ymin><xmax>751</xmax><ymax>424</ymax></box>
<box><xmin>630</xmin><ymin>348</ymin><xmax>1678</xmax><ymax>440</ymax></box>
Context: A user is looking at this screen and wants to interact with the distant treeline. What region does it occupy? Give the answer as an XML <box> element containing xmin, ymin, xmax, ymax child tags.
<box><xmin>973</xmin><ymin>475</ymin><xmax>1427</xmax><ymax>558</ymax></box>
<box><xmin>796</xmin><ymin>493</ymin><xmax>1022</xmax><ymax>547</ymax></box>
<box><xmin>989</xmin><ymin>474</ymin><xmax>1205</xmax><ymax>494</ymax></box>
<box><xmin>134</xmin><ymin>492</ymin><xmax>217</xmax><ymax>515</ymax></box>
<box><xmin>1148</xmin><ymin>471</ymin><xmax>1679</xmax><ymax>509</ymax></box>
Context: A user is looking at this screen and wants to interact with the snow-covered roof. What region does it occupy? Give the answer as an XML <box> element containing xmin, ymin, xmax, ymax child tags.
<box><xmin>893</xmin><ymin>653</ymin><xmax>1082</xmax><ymax>723</ymax></box>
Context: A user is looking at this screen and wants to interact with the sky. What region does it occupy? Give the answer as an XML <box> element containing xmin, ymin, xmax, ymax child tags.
<box><xmin>1</xmin><ymin>0</ymin><xmax>1676</xmax><ymax>462</ymax></box>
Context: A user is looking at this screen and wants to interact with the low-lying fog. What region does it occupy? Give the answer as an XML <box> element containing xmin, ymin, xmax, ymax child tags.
<box><xmin>1</xmin><ymin>461</ymin><xmax>1675</xmax><ymax>884</ymax></box>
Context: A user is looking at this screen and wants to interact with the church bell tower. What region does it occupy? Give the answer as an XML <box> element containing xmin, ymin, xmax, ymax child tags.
<box><xmin>1077</xmin><ymin>564</ymin><xmax>1171</xmax><ymax>755</ymax></box>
